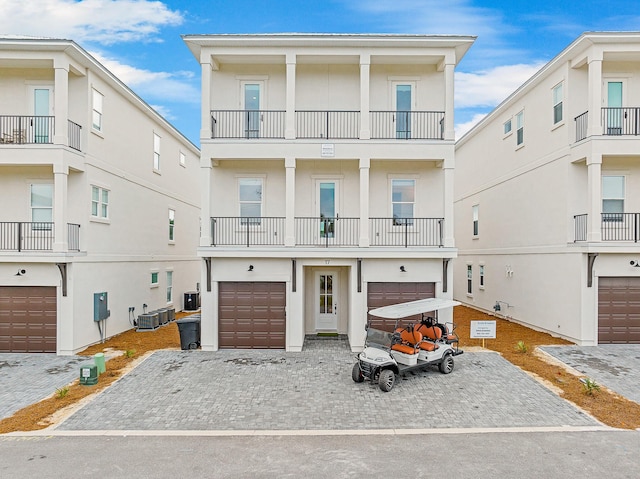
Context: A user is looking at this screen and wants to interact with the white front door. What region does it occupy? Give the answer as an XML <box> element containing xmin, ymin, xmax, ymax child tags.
<box><xmin>315</xmin><ymin>271</ymin><xmax>338</xmax><ymax>331</ymax></box>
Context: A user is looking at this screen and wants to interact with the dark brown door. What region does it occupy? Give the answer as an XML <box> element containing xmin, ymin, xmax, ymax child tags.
<box><xmin>598</xmin><ymin>277</ymin><xmax>640</xmax><ymax>344</ymax></box>
<box><xmin>0</xmin><ymin>286</ymin><xmax>57</xmax><ymax>352</ymax></box>
<box><xmin>367</xmin><ymin>282</ymin><xmax>435</xmax><ymax>331</ymax></box>
<box><xmin>218</xmin><ymin>282</ymin><xmax>286</xmax><ymax>349</ymax></box>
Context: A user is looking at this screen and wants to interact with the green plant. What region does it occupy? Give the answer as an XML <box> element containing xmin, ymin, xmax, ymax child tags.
<box><xmin>55</xmin><ymin>386</ymin><xmax>69</xmax><ymax>399</ymax></box>
<box><xmin>515</xmin><ymin>340</ymin><xmax>528</xmax><ymax>353</ymax></box>
<box><xmin>123</xmin><ymin>349</ymin><xmax>136</xmax><ymax>358</ymax></box>
<box><xmin>581</xmin><ymin>377</ymin><xmax>601</xmax><ymax>396</ymax></box>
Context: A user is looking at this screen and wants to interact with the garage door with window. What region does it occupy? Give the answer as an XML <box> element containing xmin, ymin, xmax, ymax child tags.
<box><xmin>367</xmin><ymin>282</ymin><xmax>435</xmax><ymax>331</ymax></box>
<box><xmin>218</xmin><ymin>282</ymin><xmax>286</xmax><ymax>349</ymax></box>
<box><xmin>0</xmin><ymin>286</ymin><xmax>56</xmax><ymax>352</ymax></box>
<box><xmin>598</xmin><ymin>277</ymin><xmax>640</xmax><ymax>344</ymax></box>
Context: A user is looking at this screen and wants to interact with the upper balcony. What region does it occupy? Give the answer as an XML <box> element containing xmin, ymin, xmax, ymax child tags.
<box><xmin>573</xmin><ymin>213</ymin><xmax>640</xmax><ymax>243</ymax></box>
<box><xmin>575</xmin><ymin>108</ymin><xmax>640</xmax><ymax>143</ymax></box>
<box><xmin>0</xmin><ymin>115</ymin><xmax>82</xmax><ymax>151</ymax></box>
<box><xmin>0</xmin><ymin>222</ymin><xmax>80</xmax><ymax>252</ymax></box>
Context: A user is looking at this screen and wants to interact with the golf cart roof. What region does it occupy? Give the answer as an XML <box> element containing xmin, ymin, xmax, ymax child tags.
<box><xmin>368</xmin><ymin>298</ymin><xmax>460</xmax><ymax>319</ymax></box>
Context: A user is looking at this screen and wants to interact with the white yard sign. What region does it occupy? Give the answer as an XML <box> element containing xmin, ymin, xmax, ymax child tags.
<box><xmin>470</xmin><ymin>320</ymin><xmax>497</xmax><ymax>339</ymax></box>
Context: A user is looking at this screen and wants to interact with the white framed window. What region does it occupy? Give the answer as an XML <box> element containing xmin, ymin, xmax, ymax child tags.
<box><xmin>503</xmin><ymin>119</ymin><xmax>512</xmax><ymax>136</ymax></box>
<box><xmin>479</xmin><ymin>264</ymin><xmax>485</xmax><ymax>289</ymax></box>
<box><xmin>153</xmin><ymin>133</ymin><xmax>161</xmax><ymax>171</ymax></box>
<box><xmin>391</xmin><ymin>179</ymin><xmax>415</xmax><ymax>226</ymax></box>
<box><xmin>472</xmin><ymin>204</ymin><xmax>479</xmax><ymax>237</ymax></box>
<box><xmin>467</xmin><ymin>264</ymin><xmax>473</xmax><ymax>295</ymax></box>
<box><xmin>239</xmin><ymin>178</ymin><xmax>263</xmax><ymax>225</ymax></box>
<box><xmin>91</xmin><ymin>186</ymin><xmax>109</xmax><ymax>219</ymax></box>
<box><xmin>516</xmin><ymin>110</ymin><xmax>524</xmax><ymax>146</ymax></box>
<box><xmin>166</xmin><ymin>270</ymin><xmax>173</xmax><ymax>303</ymax></box>
<box><xmin>150</xmin><ymin>271</ymin><xmax>159</xmax><ymax>288</ymax></box>
<box><xmin>602</xmin><ymin>175</ymin><xmax>625</xmax><ymax>221</ymax></box>
<box><xmin>552</xmin><ymin>83</ymin><xmax>563</xmax><ymax>124</ymax></box>
<box><xmin>92</xmin><ymin>88</ymin><xmax>103</xmax><ymax>132</ymax></box>
<box><xmin>168</xmin><ymin>208</ymin><xmax>175</xmax><ymax>242</ymax></box>
<box><xmin>179</xmin><ymin>151</ymin><xmax>186</xmax><ymax>167</ymax></box>
<box><xmin>31</xmin><ymin>183</ymin><xmax>53</xmax><ymax>229</ymax></box>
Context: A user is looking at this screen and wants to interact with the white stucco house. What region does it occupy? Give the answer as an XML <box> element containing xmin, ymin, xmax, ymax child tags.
<box><xmin>455</xmin><ymin>32</ymin><xmax>640</xmax><ymax>345</ymax></box>
<box><xmin>0</xmin><ymin>37</ymin><xmax>201</xmax><ymax>354</ymax></box>
<box><xmin>182</xmin><ymin>33</ymin><xmax>475</xmax><ymax>351</ymax></box>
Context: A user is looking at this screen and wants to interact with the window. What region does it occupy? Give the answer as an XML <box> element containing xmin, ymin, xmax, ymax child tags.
<box><xmin>168</xmin><ymin>209</ymin><xmax>175</xmax><ymax>241</ymax></box>
<box><xmin>92</xmin><ymin>89</ymin><xmax>103</xmax><ymax>132</ymax></box>
<box><xmin>552</xmin><ymin>83</ymin><xmax>563</xmax><ymax>124</ymax></box>
<box><xmin>479</xmin><ymin>265</ymin><xmax>485</xmax><ymax>289</ymax></box>
<box><xmin>166</xmin><ymin>271</ymin><xmax>173</xmax><ymax>303</ymax></box>
<box><xmin>153</xmin><ymin>133</ymin><xmax>161</xmax><ymax>171</ymax></box>
<box><xmin>472</xmin><ymin>204</ymin><xmax>479</xmax><ymax>237</ymax></box>
<box><xmin>91</xmin><ymin>186</ymin><xmax>109</xmax><ymax>219</ymax></box>
<box><xmin>503</xmin><ymin>119</ymin><xmax>512</xmax><ymax>135</ymax></box>
<box><xmin>467</xmin><ymin>265</ymin><xmax>473</xmax><ymax>295</ymax></box>
<box><xmin>179</xmin><ymin>151</ymin><xmax>186</xmax><ymax>167</ymax></box>
<box><xmin>602</xmin><ymin>175</ymin><xmax>624</xmax><ymax>221</ymax></box>
<box><xmin>516</xmin><ymin>111</ymin><xmax>524</xmax><ymax>146</ymax></box>
<box><xmin>239</xmin><ymin>178</ymin><xmax>263</xmax><ymax>225</ymax></box>
<box><xmin>150</xmin><ymin>271</ymin><xmax>159</xmax><ymax>287</ymax></box>
<box><xmin>392</xmin><ymin>179</ymin><xmax>415</xmax><ymax>226</ymax></box>
<box><xmin>395</xmin><ymin>84</ymin><xmax>413</xmax><ymax>139</ymax></box>
<box><xmin>31</xmin><ymin>184</ymin><xmax>53</xmax><ymax>228</ymax></box>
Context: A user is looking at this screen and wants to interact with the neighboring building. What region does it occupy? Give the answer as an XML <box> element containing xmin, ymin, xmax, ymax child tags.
<box><xmin>454</xmin><ymin>32</ymin><xmax>640</xmax><ymax>345</ymax></box>
<box><xmin>183</xmin><ymin>33</ymin><xmax>475</xmax><ymax>351</ymax></box>
<box><xmin>0</xmin><ymin>37</ymin><xmax>201</xmax><ymax>354</ymax></box>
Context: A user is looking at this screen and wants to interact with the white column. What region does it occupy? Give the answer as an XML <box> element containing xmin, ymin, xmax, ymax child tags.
<box><xmin>201</xmin><ymin>61</ymin><xmax>213</xmax><ymax>140</ymax></box>
<box><xmin>285</xmin><ymin>54</ymin><xmax>297</xmax><ymax>139</ymax></box>
<box><xmin>359</xmin><ymin>157</ymin><xmax>370</xmax><ymax>247</ymax></box>
<box><xmin>443</xmin><ymin>61</ymin><xmax>456</xmax><ymax>141</ymax></box>
<box><xmin>587</xmin><ymin>54</ymin><xmax>603</xmax><ymax>137</ymax></box>
<box><xmin>285</xmin><ymin>157</ymin><xmax>296</xmax><ymax>246</ymax></box>
<box><xmin>200</xmin><ymin>159</ymin><xmax>213</xmax><ymax>246</ymax></box>
<box><xmin>359</xmin><ymin>55</ymin><xmax>371</xmax><ymax>139</ymax></box>
<box><xmin>587</xmin><ymin>153</ymin><xmax>602</xmax><ymax>242</ymax></box>
<box><xmin>53</xmin><ymin>63</ymin><xmax>69</xmax><ymax>146</ymax></box>
<box><xmin>201</xmin><ymin>276</ymin><xmax>218</xmax><ymax>351</ymax></box>
<box><xmin>53</xmin><ymin>163</ymin><xmax>68</xmax><ymax>252</ymax></box>
<box><xmin>443</xmin><ymin>154</ymin><xmax>455</xmax><ymax>247</ymax></box>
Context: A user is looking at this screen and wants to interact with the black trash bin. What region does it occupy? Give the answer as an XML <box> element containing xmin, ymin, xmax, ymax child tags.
<box><xmin>176</xmin><ymin>316</ymin><xmax>201</xmax><ymax>350</ymax></box>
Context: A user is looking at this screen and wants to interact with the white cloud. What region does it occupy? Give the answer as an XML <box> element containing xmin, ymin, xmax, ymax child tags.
<box><xmin>455</xmin><ymin>63</ymin><xmax>545</xmax><ymax>109</ymax></box>
<box><xmin>0</xmin><ymin>0</ymin><xmax>183</xmax><ymax>44</ymax></box>
<box><xmin>455</xmin><ymin>113</ymin><xmax>486</xmax><ymax>139</ymax></box>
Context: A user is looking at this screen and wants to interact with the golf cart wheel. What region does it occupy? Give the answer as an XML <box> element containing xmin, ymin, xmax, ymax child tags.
<box><xmin>439</xmin><ymin>353</ymin><xmax>454</xmax><ymax>374</ymax></box>
<box><xmin>352</xmin><ymin>363</ymin><xmax>364</xmax><ymax>383</ymax></box>
<box><xmin>378</xmin><ymin>369</ymin><xmax>395</xmax><ymax>392</ymax></box>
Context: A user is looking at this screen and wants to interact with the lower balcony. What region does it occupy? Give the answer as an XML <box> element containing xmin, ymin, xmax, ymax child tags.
<box><xmin>574</xmin><ymin>213</ymin><xmax>640</xmax><ymax>242</ymax></box>
<box><xmin>0</xmin><ymin>116</ymin><xmax>82</xmax><ymax>151</ymax></box>
<box><xmin>0</xmin><ymin>222</ymin><xmax>80</xmax><ymax>252</ymax></box>
<box><xmin>210</xmin><ymin>217</ymin><xmax>444</xmax><ymax>247</ymax></box>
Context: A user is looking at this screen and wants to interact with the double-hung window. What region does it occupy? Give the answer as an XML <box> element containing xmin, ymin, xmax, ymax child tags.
<box><xmin>472</xmin><ymin>204</ymin><xmax>479</xmax><ymax>237</ymax></box>
<box><xmin>392</xmin><ymin>179</ymin><xmax>415</xmax><ymax>226</ymax></box>
<box><xmin>166</xmin><ymin>271</ymin><xmax>173</xmax><ymax>303</ymax></box>
<box><xmin>168</xmin><ymin>209</ymin><xmax>175</xmax><ymax>241</ymax></box>
<box><xmin>179</xmin><ymin>152</ymin><xmax>186</xmax><ymax>167</ymax></box>
<box><xmin>503</xmin><ymin>119</ymin><xmax>512</xmax><ymax>136</ymax></box>
<box><xmin>552</xmin><ymin>83</ymin><xmax>563</xmax><ymax>124</ymax></box>
<box><xmin>602</xmin><ymin>175</ymin><xmax>624</xmax><ymax>222</ymax></box>
<box><xmin>479</xmin><ymin>265</ymin><xmax>485</xmax><ymax>289</ymax></box>
<box><xmin>91</xmin><ymin>186</ymin><xmax>109</xmax><ymax>219</ymax></box>
<box><xmin>239</xmin><ymin>178</ymin><xmax>263</xmax><ymax>225</ymax></box>
<box><xmin>31</xmin><ymin>184</ymin><xmax>53</xmax><ymax>230</ymax></box>
<box><xmin>92</xmin><ymin>89</ymin><xmax>103</xmax><ymax>132</ymax></box>
<box><xmin>153</xmin><ymin>133</ymin><xmax>161</xmax><ymax>171</ymax></box>
<box><xmin>516</xmin><ymin>110</ymin><xmax>524</xmax><ymax>146</ymax></box>
<box><xmin>467</xmin><ymin>265</ymin><xmax>473</xmax><ymax>295</ymax></box>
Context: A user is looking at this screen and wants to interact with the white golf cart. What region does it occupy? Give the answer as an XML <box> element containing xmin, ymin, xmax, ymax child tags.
<box><xmin>352</xmin><ymin>298</ymin><xmax>462</xmax><ymax>392</ymax></box>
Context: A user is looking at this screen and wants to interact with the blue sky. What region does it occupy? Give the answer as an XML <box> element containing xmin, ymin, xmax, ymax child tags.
<box><xmin>2</xmin><ymin>0</ymin><xmax>640</xmax><ymax>145</ymax></box>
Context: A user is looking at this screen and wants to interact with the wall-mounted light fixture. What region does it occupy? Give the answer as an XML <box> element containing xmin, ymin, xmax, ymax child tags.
<box><xmin>494</xmin><ymin>300</ymin><xmax>512</xmax><ymax>312</ymax></box>
<box><xmin>15</xmin><ymin>269</ymin><xmax>26</xmax><ymax>276</ymax></box>
<box><xmin>630</xmin><ymin>260</ymin><xmax>640</xmax><ymax>268</ymax></box>
<box><xmin>400</xmin><ymin>265</ymin><xmax>407</xmax><ymax>272</ymax></box>
<box><xmin>248</xmin><ymin>265</ymin><xmax>254</xmax><ymax>272</ymax></box>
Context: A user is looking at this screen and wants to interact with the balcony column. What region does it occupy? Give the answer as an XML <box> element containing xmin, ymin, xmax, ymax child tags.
<box><xmin>53</xmin><ymin>61</ymin><xmax>69</xmax><ymax>146</ymax></box>
<box><xmin>443</xmin><ymin>58</ymin><xmax>455</xmax><ymax>141</ymax></box>
<box><xmin>587</xmin><ymin>153</ymin><xmax>602</xmax><ymax>242</ymax></box>
<box><xmin>359</xmin><ymin>54</ymin><xmax>371</xmax><ymax>139</ymax></box>
<box><xmin>359</xmin><ymin>157</ymin><xmax>370</xmax><ymax>247</ymax></box>
<box><xmin>587</xmin><ymin>52</ymin><xmax>603</xmax><ymax>137</ymax></box>
<box><xmin>285</xmin><ymin>157</ymin><xmax>296</xmax><ymax>246</ymax></box>
<box><xmin>285</xmin><ymin>54</ymin><xmax>297</xmax><ymax>140</ymax></box>
<box><xmin>443</xmin><ymin>153</ymin><xmax>455</xmax><ymax>247</ymax></box>
<box><xmin>53</xmin><ymin>163</ymin><xmax>68</xmax><ymax>252</ymax></box>
<box><xmin>201</xmin><ymin>60</ymin><xmax>213</xmax><ymax>140</ymax></box>
<box><xmin>200</xmin><ymin>159</ymin><xmax>213</xmax><ymax>247</ymax></box>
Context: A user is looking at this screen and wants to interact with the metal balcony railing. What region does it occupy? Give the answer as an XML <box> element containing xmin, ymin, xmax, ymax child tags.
<box><xmin>575</xmin><ymin>111</ymin><xmax>588</xmax><ymax>142</ymax></box>
<box><xmin>210</xmin><ymin>110</ymin><xmax>285</xmax><ymax>139</ymax></box>
<box><xmin>370</xmin><ymin>111</ymin><xmax>445</xmax><ymax>140</ymax></box>
<box><xmin>0</xmin><ymin>115</ymin><xmax>54</xmax><ymax>144</ymax></box>
<box><xmin>0</xmin><ymin>222</ymin><xmax>80</xmax><ymax>251</ymax></box>
<box><xmin>211</xmin><ymin>217</ymin><xmax>285</xmax><ymax>247</ymax></box>
<box><xmin>601</xmin><ymin>107</ymin><xmax>640</xmax><ymax>136</ymax></box>
<box><xmin>295</xmin><ymin>217</ymin><xmax>359</xmax><ymax>247</ymax></box>
<box><xmin>573</xmin><ymin>214</ymin><xmax>587</xmax><ymax>242</ymax></box>
<box><xmin>370</xmin><ymin>218</ymin><xmax>444</xmax><ymax>247</ymax></box>
<box><xmin>68</xmin><ymin>120</ymin><xmax>82</xmax><ymax>151</ymax></box>
<box><xmin>573</xmin><ymin>213</ymin><xmax>640</xmax><ymax>242</ymax></box>
<box><xmin>295</xmin><ymin>111</ymin><xmax>360</xmax><ymax>139</ymax></box>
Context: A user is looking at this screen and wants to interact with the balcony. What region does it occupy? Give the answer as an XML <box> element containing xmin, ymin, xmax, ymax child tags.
<box><xmin>209</xmin><ymin>110</ymin><xmax>446</xmax><ymax>140</ymax></box>
<box><xmin>0</xmin><ymin>222</ymin><xmax>81</xmax><ymax>252</ymax></box>
<box><xmin>574</xmin><ymin>213</ymin><xmax>640</xmax><ymax>242</ymax></box>
<box><xmin>210</xmin><ymin>217</ymin><xmax>444</xmax><ymax>247</ymax></box>
<box><xmin>574</xmin><ymin>108</ymin><xmax>640</xmax><ymax>142</ymax></box>
<box><xmin>0</xmin><ymin>116</ymin><xmax>82</xmax><ymax>151</ymax></box>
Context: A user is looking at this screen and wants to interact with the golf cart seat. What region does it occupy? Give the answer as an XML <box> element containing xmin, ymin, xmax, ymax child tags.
<box><xmin>391</xmin><ymin>327</ymin><xmax>423</xmax><ymax>355</ymax></box>
<box><xmin>416</xmin><ymin>322</ymin><xmax>459</xmax><ymax>346</ymax></box>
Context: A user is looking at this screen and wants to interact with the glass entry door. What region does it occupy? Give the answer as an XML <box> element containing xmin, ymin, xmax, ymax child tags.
<box><xmin>244</xmin><ymin>83</ymin><xmax>261</xmax><ymax>138</ymax></box>
<box><xmin>606</xmin><ymin>81</ymin><xmax>623</xmax><ymax>135</ymax></box>
<box><xmin>318</xmin><ymin>181</ymin><xmax>338</xmax><ymax>240</ymax></box>
<box><xmin>28</xmin><ymin>86</ymin><xmax>53</xmax><ymax>143</ymax></box>
<box><xmin>316</xmin><ymin>271</ymin><xmax>338</xmax><ymax>330</ymax></box>
<box><xmin>395</xmin><ymin>84</ymin><xmax>412</xmax><ymax>139</ymax></box>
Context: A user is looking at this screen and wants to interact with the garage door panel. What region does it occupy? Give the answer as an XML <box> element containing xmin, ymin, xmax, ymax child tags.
<box><xmin>367</xmin><ymin>282</ymin><xmax>435</xmax><ymax>331</ymax></box>
<box><xmin>0</xmin><ymin>286</ymin><xmax>56</xmax><ymax>352</ymax></box>
<box><xmin>599</xmin><ymin>277</ymin><xmax>640</xmax><ymax>344</ymax></box>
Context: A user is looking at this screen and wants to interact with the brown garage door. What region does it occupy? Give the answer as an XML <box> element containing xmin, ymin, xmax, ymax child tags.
<box><xmin>367</xmin><ymin>282</ymin><xmax>435</xmax><ymax>331</ymax></box>
<box><xmin>0</xmin><ymin>286</ymin><xmax>57</xmax><ymax>352</ymax></box>
<box><xmin>219</xmin><ymin>282</ymin><xmax>286</xmax><ymax>349</ymax></box>
<box><xmin>599</xmin><ymin>277</ymin><xmax>640</xmax><ymax>344</ymax></box>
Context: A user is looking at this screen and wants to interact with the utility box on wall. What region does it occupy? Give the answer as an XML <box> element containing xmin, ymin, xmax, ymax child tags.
<box><xmin>93</xmin><ymin>292</ymin><xmax>111</xmax><ymax>322</ymax></box>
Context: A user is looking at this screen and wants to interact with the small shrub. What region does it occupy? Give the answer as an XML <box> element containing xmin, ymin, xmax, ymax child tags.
<box><xmin>123</xmin><ymin>349</ymin><xmax>136</xmax><ymax>358</ymax></box>
<box><xmin>515</xmin><ymin>340</ymin><xmax>528</xmax><ymax>353</ymax></box>
<box><xmin>55</xmin><ymin>386</ymin><xmax>69</xmax><ymax>399</ymax></box>
<box><xmin>581</xmin><ymin>377</ymin><xmax>601</xmax><ymax>396</ymax></box>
